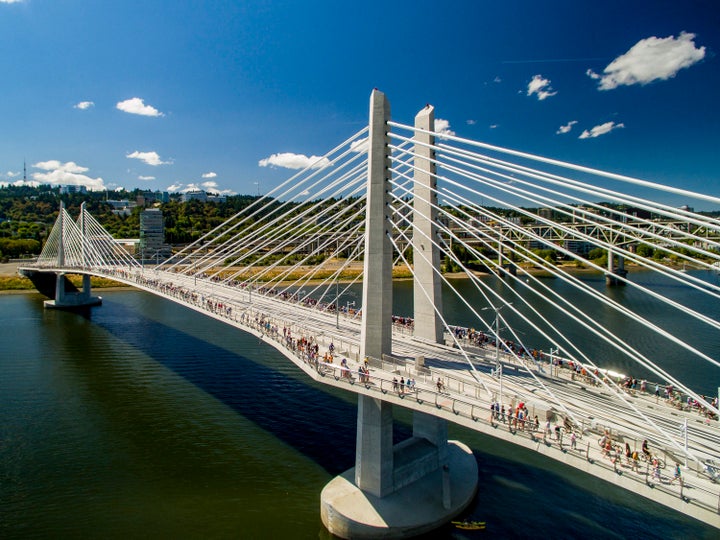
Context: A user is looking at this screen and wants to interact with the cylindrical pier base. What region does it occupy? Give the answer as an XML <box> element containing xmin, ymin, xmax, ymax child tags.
<box><xmin>321</xmin><ymin>440</ymin><xmax>478</xmax><ymax>539</ymax></box>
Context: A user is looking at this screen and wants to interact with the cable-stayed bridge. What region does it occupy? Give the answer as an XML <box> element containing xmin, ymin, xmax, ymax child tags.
<box><xmin>20</xmin><ymin>90</ymin><xmax>720</xmax><ymax>537</ymax></box>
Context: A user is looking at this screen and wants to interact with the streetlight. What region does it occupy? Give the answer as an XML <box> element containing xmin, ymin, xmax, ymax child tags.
<box><xmin>335</xmin><ymin>279</ymin><xmax>340</xmax><ymax>329</ymax></box>
<box><xmin>346</xmin><ymin>300</ymin><xmax>356</xmax><ymax>319</ymax></box>
<box><xmin>483</xmin><ymin>302</ymin><xmax>512</xmax><ymax>407</ymax></box>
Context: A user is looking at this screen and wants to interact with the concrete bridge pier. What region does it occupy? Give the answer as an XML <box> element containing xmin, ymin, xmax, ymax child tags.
<box><xmin>44</xmin><ymin>272</ymin><xmax>102</xmax><ymax>309</ymax></box>
<box><xmin>606</xmin><ymin>248</ymin><xmax>628</xmax><ymax>286</ymax></box>
<box><xmin>320</xmin><ymin>92</ymin><xmax>477</xmax><ymax>538</ymax></box>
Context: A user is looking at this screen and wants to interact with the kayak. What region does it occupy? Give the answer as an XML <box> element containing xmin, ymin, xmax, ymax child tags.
<box><xmin>451</xmin><ymin>520</ymin><xmax>486</xmax><ymax>530</ymax></box>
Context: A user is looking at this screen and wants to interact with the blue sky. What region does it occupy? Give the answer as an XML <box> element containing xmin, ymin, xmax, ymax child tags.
<box><xmin>0</xmin><ymin>0</ymin><xmax>717</xmax><ymax>207</ymax></box>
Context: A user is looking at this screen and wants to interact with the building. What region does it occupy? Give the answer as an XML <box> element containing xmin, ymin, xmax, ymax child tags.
<box><xmin>60</xmin><ymin>185</ymin><xmax>87</xmax><ymax>195</ymax></box>
<box><xmin>106</xmin><ymin>199</ymin><xmax>137</xmax><ymax>216</ymax></box>
<box><xmin>139</xmin><ymin>208</ymin><xmax>171</xmax><ymax>261</ymax></box>
<box><xmin>182</xmin><ymin>190</ymin><xmax>226</xmax><ymax>203</ymax></box>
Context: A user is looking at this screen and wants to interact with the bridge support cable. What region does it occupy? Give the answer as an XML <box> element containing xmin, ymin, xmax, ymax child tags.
<box><xmin>387</xmin><ymin>231</ymin><xmax>493</xmax><ymax>399</ymax></box>
<box><xmin>390</xmin><ymin>121</ymin><xmax>720</xmax><ymax>209</ymax></box>
<box><xmin>432</xmin><ymin>172</ymin><xmax>720</xmax><ymax>380</ymax></box>
<box><xmin>390</xmin><ymin>140</ymin><xmax>716</xmax><ymax>434</ymax></box>
<box><xmin>79</xmin><ymin>208</ymin><xmax>141</xmax><ymax>269</ymax></box>
<box><xmin>433</xmin><ymin>184</ymin><xmax>720</xmax><ymax>417</ymax></box>
<box><xmin>431</xmin><ymin>142</ymin><xmax>720</xmax><ymax>266</ymax></box>
<box><xmin>231</xmin><ymin>185</ymin><xmax>367</xmax><ymax>290</ymax></box>
<box><xmin>390</xmin><ymin>133</ymin><xmax>720</xmax><ymax>289</ymax></box>
<box><xmin>429</xmin><ymin>157</ymin><xmax>720</xmax><ymax>322</ymax></box>
<box><xmin>387</xmin><ymin>194</ymin><xmax>582</xmax><ymax>424</ymax></box>
<box><xmin>394</xmin><ymin>126</ymin><xmax>720</xmax><ymax>426</ymax></box>
<box><xmin>265</xmin><ymin>208</ymin><xmax>367</xmax><ymax>301</ymax></box>
<box><xmin>398</xmin><ymin>147</ymin><xmax>720</xmax><ymax>367</ymax></box>
<box><xmin>428</xmin><ymin>144</ymin><xmax>720</xmax><ymax>291</ymax></box>
<box><xmin>389</xmin><ymin>176</ymin><xmax>712</xmax><ymax>463</ymax></box>
<box><xmin>163</xmin><ymin>126</ymin><xmax>370</xmax><ymax>274</ymax></box>
<box><xmin>201</xmin><ymin>157</ymin><xmax>369</xmax><ymax>281</ymax></box>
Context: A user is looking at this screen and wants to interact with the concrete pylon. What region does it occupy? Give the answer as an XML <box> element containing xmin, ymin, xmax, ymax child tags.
<box><xmin>412</xmin><ymin>105</ymin><xmax>443</xmax><ymax>344</ymax></box>
<box><xmin>356</xmin><ymin>89</ymin><xmax>394</xmax><ymax>497</ymax></box>
<box><xmin>360</xmin><ymin>88</ymin><xmax>393</xmax><ymax>362</ymax></box>
<box><xmin>320</xmin><ymin>91</ymin><xmax>478</xmax><ymax>540</ymax></box>
<box><xmin>412</xmin><ymin>105</ymin><xmax>450</xmax><ymax>504</ymax></box>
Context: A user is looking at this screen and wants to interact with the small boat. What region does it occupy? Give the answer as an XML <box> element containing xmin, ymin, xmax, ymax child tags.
<box><xmin>452</xmin><ymin>520</ymin><xmax>486</xmax><ymax>530</ymax></box>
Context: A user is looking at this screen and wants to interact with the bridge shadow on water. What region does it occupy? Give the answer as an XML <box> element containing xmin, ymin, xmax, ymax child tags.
<box><xmin>87</xmin><ymin>298</ymin><xmax>412</xmax><ymax>477</ymax></box>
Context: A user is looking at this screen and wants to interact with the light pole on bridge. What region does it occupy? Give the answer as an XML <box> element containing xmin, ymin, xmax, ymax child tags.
<box><xmin>483</xmin><ymin>302</ymin><xmax>512</xmax><ymax>407</ymax></box>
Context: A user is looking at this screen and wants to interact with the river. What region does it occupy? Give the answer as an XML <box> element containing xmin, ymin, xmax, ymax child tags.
<box><xmin>1</xmin><ymin>271</ymin><xmax>718</xmax><ymax>539</ymax></box>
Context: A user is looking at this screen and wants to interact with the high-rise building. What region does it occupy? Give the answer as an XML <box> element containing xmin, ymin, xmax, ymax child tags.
<box><xmin>139</xmin><ymin>208</ymin><xmax>171</xmax><ymax>261</ymax></box>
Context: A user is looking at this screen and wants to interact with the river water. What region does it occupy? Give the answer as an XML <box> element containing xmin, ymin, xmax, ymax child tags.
<box><xmin>1</xmin><ymin>271</ymin><xmax>718</xmax><ymax>539</ymax></box>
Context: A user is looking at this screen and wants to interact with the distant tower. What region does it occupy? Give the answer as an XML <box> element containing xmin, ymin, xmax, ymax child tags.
<box><xmin>23</xmin><ymin>160</ymin><xmax>26</xmax><ymax>182</ymax></box>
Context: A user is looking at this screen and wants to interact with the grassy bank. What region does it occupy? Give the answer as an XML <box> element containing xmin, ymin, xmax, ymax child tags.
<box><xmin>0</xmin><ymin>274</ymin><xmax>128</xmax><ymax>292</ymax></box>
<box><xmin>0</xmin><ymin>262</ymin><xmax>609</xmax><ymax>292</ymax></box>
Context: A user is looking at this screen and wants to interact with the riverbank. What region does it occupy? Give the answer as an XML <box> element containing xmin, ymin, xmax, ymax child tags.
<box><xmin>0</xmin><ymin>260</ymin><xmax>615</xmax><ymax>292</ymax></box>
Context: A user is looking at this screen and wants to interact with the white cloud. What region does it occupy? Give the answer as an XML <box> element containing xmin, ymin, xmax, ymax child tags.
<box><xmin>435</xmin><ymin>118</ymin><xmax>455</xmax><ymax>137</ymax></box>
<box><xmin>0</xmin><ymin>0</ymin><xmax>25</xmax><ymax>4</ymax></box>
<box><xmin>74</xmin><ymin>101</ymin><xmax>94</xmax><ymax>110</ymax></box>
<box><xmin>4</xmin><ymin>170</ymin><xmax>20</xmax><ymax>178</ymax></box>
<box><xmin>350</xmin><ymin>138</ymin><xmax>368</xmax><ymax>153</ymax></box>
<box><xmin>1</xmin><ymin>180</ymin><xmax>41</xmax><ymax>188</ymax></box>
<box><xmin>201</xmin><ymin>171</ymin><xmax>217</xmax><ymax>179</ymax></box>
<box><xmin>258</xmin><ymin>152</ymin><xmax>330</xmax><ymax>170</ymax></box>
<box><xmin>126</xmin><ymin>150</ymin><xmax>171</xmax><ymax>166</ymax></box>
<box><xmin>493</xmin><ymin>76</ymin><xmax>502</xmax><ymax>83</ymax></box>
<box><xmin>527</xmin><ymin>74</ymin><xmax>557</xmax><ymax>100</ymax></box>
<box><xmin>116</xmin><ymin>97</ymin><xmax>164</xmax><ymax>117</ymax></box>
<box><xmin>489</xmin><ymin>124</ymin><xmax>499</xmax><ymax>129</ymax></box>
<box><xmin>579</xmin><ymin>121</ymin><xmax>624</xmax><ymax>139</ymax></box>
<box><xmin>166</xmin><ymin>182</ymin><xmax>235</xmax><ymax>196</ymax></box>
<box><xmin>31</xmin><ymin>160</ymin><xmax>105</xmax><ymax>191</ymax></box>
<box><xmin>466</xmin><ymin>119</ymin><xmax>476</xmax><ymax>125</ymax></box>
<box><xmin>587</xmin><ymin>32</ymin><xmax>705</xmax><ymax>90</ymax></box>
<box><xmin>557</xmin><ymin>120</ymin><xmax>578</xmax><ymax>134</ymax></box>
<box><xmin>138</xmin><ymin>175</ymin><xmax>156</xmax><ymax>181</ymax></box>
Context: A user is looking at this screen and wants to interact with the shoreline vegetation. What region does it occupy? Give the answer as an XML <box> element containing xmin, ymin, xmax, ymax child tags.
<box><xmin>0</xmin><ymin>259</ymin><xmax>677</xmax><ymax>294</ymax></box>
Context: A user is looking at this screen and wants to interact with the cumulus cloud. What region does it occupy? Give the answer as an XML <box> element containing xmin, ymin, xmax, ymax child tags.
<box><xmin>258</xmin><ymin>152</ymin><xmax>330</xmax><ymax>170</ymax></box>
<box><xmin>126</xmin><ymin>150</ymin><xmax>171</xmax><ymax>166</ymax></box>
<box><xmin>166</xmin><ymin>181</ymin><xmax>235</xmax><ymax>196</ymax></box>
<box><xmin>527</xmin><ymin>74</ymin><xmax>557</xmax><ymax>100</ymax></box>
<box><xmin>74</xmin><ymin>101</ymin><xmax>94</xmax><ymax>110</ymax></box>
<box><xmin>116</xmin><ymin>97</ymin><xmax>164</xmax><ymax>117</ymax></box>
<box><xmin>579</xmin><ymin>121</ymin><xmax>624</xmax><ymax>139</ymax></box>
<box><xmin>587</xmin><ymin>32</ymin><xmax>705</xmax><ymax>90</ymax></box>
<box><xmin>138</xmin><ymin>175</ymin><xmax>156</xmax><ymax>181</ymax></box>
<box><xmin>350</xmin><ymin>138</ymin><xmax>369</xmax><ymax>153</ymax></box>
<box><xmin>435</xmin><ymin>118</ymin><xmax>455</xmax><ymax>138</ymax></box>
<box><xmin>31</xmin><ymin>160</ymin><xmax>105</xmax><ymax>190</ymax></box>
<box><xmin>557</xmin><ymin>120</ymin><xmax>578</xmax><ymax>134</ymax></box>
<box><xmin>201</xmin><ymin>171</ymin><xmax>217</xmax><ymax>179</ymax></box>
